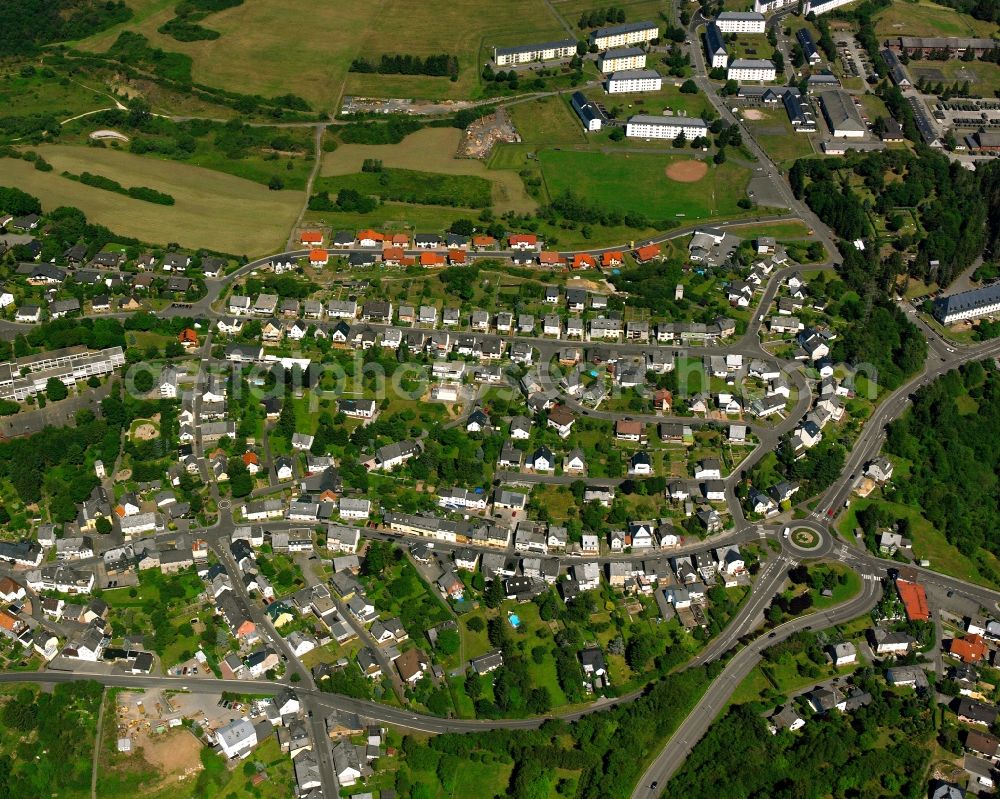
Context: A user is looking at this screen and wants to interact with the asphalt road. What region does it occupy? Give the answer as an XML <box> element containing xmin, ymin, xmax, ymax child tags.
<box><xmin>632</xmin><ymin>568</ymin><xmax>883</xmax><ymax>797</ymax></box>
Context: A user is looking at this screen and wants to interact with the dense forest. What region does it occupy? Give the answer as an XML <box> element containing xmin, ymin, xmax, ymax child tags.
<box><xmin>418</xmin><ymin>665</ymin><xmax>712</xmax><ymax>799</ymax></box>
<box><xmin>666</xmin><ymin>670</ymin><xmax>935</xmax><ymax>798</ymax></box>
<box><xmin>0</xmin><ymin>0</ymin><xmax>131</xmax><ymax>57</ymax></box>
<box><xmin>0</xmin><ymin>681</ymin><xmax>104</xmax><ymax>797</ymax></box>
<box><xmin>791</xmin><ymin>149</ymin><xmax>990</xmax><ymax>289</ymax></box>
<box><xmin>884</xmin><ymin>361</ymin><xmax>1000</xmax><ymax>558</ymax></box>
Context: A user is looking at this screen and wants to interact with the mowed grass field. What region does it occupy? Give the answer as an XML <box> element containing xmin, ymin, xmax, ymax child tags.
<box><xmin>341</xmin><ymin>0</ymin><xmax>569</xmax><ymax>101</ymax></box>
<box><xmin>508</xmin><ymin>95</ymin><xmax>588</xmax><ymax>146</ymax></box>
<box><xmin>77</xmin><ymin>0</ymin><xmax>374</xmax><ymax>112</ymax></box>
<box><xmin>745</xmin><ymin>110</ymin><xmax>816</xmax><ymax>167</ymax></box>
<box><xmin>10</xmin><ymin>145</ymin><xmax>301</xmax><ymax>254</ymax></box>
<box><xmin>78</xmin><ymin>0</ymin><xmax>572</xmax><ymax>105</ymax></box>
<box><xmin>538</xmin><ymin>149</ymin><xmax>751</xmax><ymax>220</ymax></box>
<box><xmin>320</xmin><ymin>127</ymin><xmax>536</xmax><ymax>213</ymax></box>
<box><xmin>874</xmin><ymin>0</ymin><xmax>998</xmax><ymax>38</ymax></box>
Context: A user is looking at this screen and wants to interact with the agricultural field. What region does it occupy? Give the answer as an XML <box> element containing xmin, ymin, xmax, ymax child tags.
<box><xmin>320</xmin><ymin>127</ymin><xmax>536</xmax><ymax>214</ymax></box>
<box><xmin>873</xmin><ymin>0</ymin><xmax>998</xmax><ymax>38</ymax></box>
<box><xmin>537</xmin><ymin>149</ymin><xmax>752</xmax><ymax>221</ymax></box>
<box><xmin>6</xmin><ymin>145</ymin><xmax>302</xmax><ymax>255</ymax></box>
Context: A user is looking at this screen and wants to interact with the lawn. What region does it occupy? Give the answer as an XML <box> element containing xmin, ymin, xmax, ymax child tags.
<box><xmin>874</xmin><ymin>0</ymin><xmax>998</xmax><ymax>38</ymax></box>
<box><xmin>726</xmin><ymin>220</ymin><xmax>814</xmax><ymax>240</ymax></box>
<box><xmin>590</xmin><ymin>82</ymin><xmax>714</xmax><ymax>120</ymax></box>
<box><xmin>936</xmin><ymin>60</ymin><xmax>1000</xmax><ymax>98</ymax></box>
<box><xmin>508</xmin><ymin>95</ymin><xmax>589</xmax><ymax>146</ymax></box>
<box><xmin>845</xmin><ymin>496</ymin><xmax>1000</xmax><ymax>589</ymax></box>
<box><xmin>314</xmin><ymin>168</ymin><xmax>492</xmax><ymax>209</ymax></box>
<box><xmin>745</xmin><ymin>110</ymin><xmax>816</xmax><ymax>166</ymax></box>
<box><xmin>320</xmin><ymin>127</ymin><xmax>536</xmax><ymax>214</ymax></box>
<box><xmin>538</xmin><ymin>149</ymin><xmax>751</xmax><ymax>221</ymax></box>
<box><xmin>8</xmin><ymin>146</ymin><xmax>301</xmax><ymax>255</ymax></box>
<box><xmin>811</xmin><ymin>562</ymin><xmax>861</xmax><ymax>609</ymax></box>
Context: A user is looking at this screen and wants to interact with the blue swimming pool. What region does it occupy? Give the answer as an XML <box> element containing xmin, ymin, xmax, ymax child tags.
<box><xmin>508</xmin><ymin>613</ymin><xmax>521</xmax><ymax>628</ymax></box>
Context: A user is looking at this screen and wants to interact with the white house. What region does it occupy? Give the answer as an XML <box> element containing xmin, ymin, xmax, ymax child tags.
<box><xmin>216</xmin><ymin>718</ymin><xmax>257</xmax><ymax>759</ymax></box>
<box><xmin>339</xmin><ymin>497</ymin><xmax>371</xmax><ymax>520</ymax></box>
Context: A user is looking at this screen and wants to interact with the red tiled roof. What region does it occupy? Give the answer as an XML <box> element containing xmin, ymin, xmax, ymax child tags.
<box><xmin>300</xmin><ymin>231</ymin><xmax>322</xmax><ymax>244</ymax></box>
<box><xmin>357</xmin><ymin>229</ymin><xmax>384</xmax><ymax>241</ymax></box>
<box><xmin>420</xmin><ymin>252</ymin><xmax>445</xmax><ymax>267</ymax></box>
<box><xmin>602</xmin><ymin>251</ymin><xmax>623</xmax><ymax>266</ymax></box>
<box><xmin>391</xmin><ymin>233</ymin><xmax>409</xmax><ymax>245</ymax></box>
<box><xmin>539</xmin><ymin>251</ymin><xmax>563</xmax><ymax>265</ymax></box>
<box><xmin>242</xmin><ymin>452</ymin><xmax>259</xmax><ymax>466</ymax></box>
<box><xmin>571</xmin><ymin>253</ymin><xmax>597</xmax><ymax>269</ymax></box>
<box><xmin>178</xmin><ymin>328</ymin><xmax>197</xmax><ymax>343</ymax></box>
<box><xmin>309</xmin><ymin>249</ymin><xmax>328</xmax><ymax>262</ymax></box>
<box><xmin>448</xmin><ymin>249</ymin><xmax>466</xmax><ymax>264</ymax></box>
<box><xmin>896</xmin><ymin>579</ymin><xmax>930</xmax><ymax>621</ymax></box>
<box><xmin>382</xmin><ymin>247</ymin><xmax>405</xmax><ymax>262</ymax></box>
<box><xmin>473</xmin><ymin>235</ymin><xmax>496</xmax><ymax>247</ymax></box>
<box><xmin>635</xmin><ymin>244</ymin><xmax>661</xmax><ymax>261</ymax></box>
<box><xmin>509</xmin><ymin>234</ymin><xmax>538</xmax><ymax>245</ymax></box>
<box><xmin>949</xmin><ymin>635</ymin><xmax>987</xmax><ymax>663</ymax></box>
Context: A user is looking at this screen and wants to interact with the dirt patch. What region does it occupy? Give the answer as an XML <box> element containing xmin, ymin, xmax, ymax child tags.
<box><xmin>139</xmin><ymin>727</ymin><xmax>204</xmax><ymax>776</ymax></box>
<box><xmin>133</xmin><ymin>423</ymin><xmax>158</xmax><ymax>441</ymax></box>
<box><xmin>743</xmin><ymin>109</ymin><xmax>765</xmax><ymax>121</ymax></box>
<box><xmin>665</xmin><ymin>159</ymin><xmax>708</xmax><ymax>183</ymax></box>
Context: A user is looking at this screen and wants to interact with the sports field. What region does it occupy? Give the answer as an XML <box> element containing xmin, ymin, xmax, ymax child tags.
<box><xmin>874</xmin><ymin>0</ymin><xmax>998</xmax><ymax>38</ymax></box>
<box><xmin>9</xmin><ymin>146</ymin><xmax>301</xmax><ymax>254</ymax></box>
<box><xmin>537</xmin><ymin>150</ymin><xmax>751</xmax><ymax>221</ymax></box>
<box><xmin>320</xmin><ymin>127</ymin><xmax>536</xmax><ymax>213</ymax></box>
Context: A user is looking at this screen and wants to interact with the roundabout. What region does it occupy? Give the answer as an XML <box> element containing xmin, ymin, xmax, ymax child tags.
<box><xmin>779</xmin><ymin>522</ymin><xmax>835</xmax><ymax>558</ymax></box>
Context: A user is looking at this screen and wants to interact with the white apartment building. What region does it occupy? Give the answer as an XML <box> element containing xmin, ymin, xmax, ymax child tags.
<box><xmin>590</xmin><ymin>21</ymin><xmax>659</xmax><ymax>50</ymax></box>
<box><xmin>715</xmin><ymin>11</ymin><xmax>766</xmax><ymax>33</ymax></box>
<box><xmin>754</xmin><ymin>0</ymin><xmax>797</xmax><ymax>11</ymax></box>
<box><xmin>598</xmin><ymin>46</ymin><xmax>647</xmax><ymax>73</ymax></box>
<box><xmin>625</xmin><ymin>114</ymin><xmax>708</xmax><ymax>140</ymax></box>
<box><xmin>607</xmin><ymin>69</ymin><xmax>662</xmax><ymax>93</ymax></box>
<box><xmin>803</xmin><ymin>0</ymin><xmax>857</xmax><ymax>15</ymax></box>
<box><xmin>727</xmin><ymin>59</ymin><xmax>777</xmax><ymax>82</ymax></box>
<box><xmin>494</xmin><ymin>38</ymin><xmax>577</xmax><ymax>66</ymax></box>
<box><xmin>0</xmin><ymin>345</ymin><xmax>125</xmax><ymax>402</ymax></box>
<box><xmin>705</xmin><ymin>22</ymin><xmax>729</xmax><ymax>69</ymax></box>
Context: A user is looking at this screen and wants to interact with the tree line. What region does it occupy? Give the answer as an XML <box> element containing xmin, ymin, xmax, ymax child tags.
<box><xmin>65</xmin><ymin>170</ymin><xmax>176</xmax><ymax>205</ymax></box>
<box><xmin>350</xmin><ymin>54</ymin><xmax>459</xmax><ymax>81</ymax></box>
